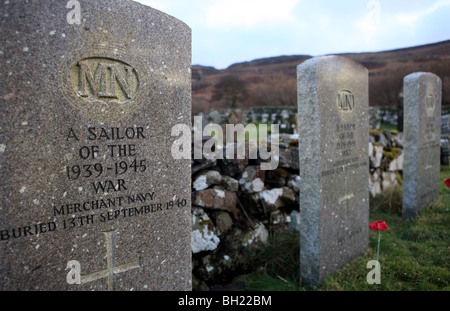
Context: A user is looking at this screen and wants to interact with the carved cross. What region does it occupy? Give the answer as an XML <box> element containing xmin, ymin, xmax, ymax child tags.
<box><xmin>338</xmin><ymin>175</ymin><xmax>354</xmax><ymax>228</ymax></box>
<box><xmin>81</xmin><ymin>230</ymin><xmax>140</xmax><ymax>291</ymax></box>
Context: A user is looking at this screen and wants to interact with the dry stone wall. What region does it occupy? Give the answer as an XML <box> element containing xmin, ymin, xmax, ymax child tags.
<box><xmin>191</xmin><ymin>129</ymin><xmax>403</xmax><ymax>289</ymax></box>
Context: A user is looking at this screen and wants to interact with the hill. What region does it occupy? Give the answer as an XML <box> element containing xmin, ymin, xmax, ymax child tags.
<box><xmin>192</xmin><ymin>40</ymin><xmax>450</xmax><ymax>115</ymax></box>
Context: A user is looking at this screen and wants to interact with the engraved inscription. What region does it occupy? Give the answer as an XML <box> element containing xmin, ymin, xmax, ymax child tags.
<box><xmin>59</xmin><ymin>43</ymin><xmax>149</xmax><ymax>122</ymax></box>
<box><xmin>0</xmin><ymin>126</ymin><xmax>188</xmax><ymax>241</ymax></box>
<box><xmin>73</xmin><ymin>58</ymin><xmax>139</xmax><ymax>103</ymax></box>
<box><xmin>336</xmin><ymin>123</ymin><xmax>356</xmax><ymax>157</ymax></box>
<box><xmin>337</xmin><ymin>90</ymin><xmax>355</xmax><ymax>112</ymax></box>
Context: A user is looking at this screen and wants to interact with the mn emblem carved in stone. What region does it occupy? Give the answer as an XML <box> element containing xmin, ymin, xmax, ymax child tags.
<box><xmin>59</xmin><ymin>14</ymin><xmax>149</xmax><ymax>122</ymax></box>
<box><xmin>336</xmin><ymin>89</ymin><xmax>355</xmax><ymax>122</ymax></box>
<box><xmin>74</xmin><ymin>57</ymin><xmax>139</xmax><ymax>102</ymax></box>
<box><xmin>337</xmin><ymin>90</ymin><xmax>355</xmax><ymax>112</ymax></box>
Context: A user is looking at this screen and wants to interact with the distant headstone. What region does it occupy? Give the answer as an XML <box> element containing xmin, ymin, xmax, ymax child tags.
<box><xmin>297</xmin><ymin>56</ymin><xmax>369</xmax><ymax>287</ymax></box>
<box><xmin>0</xmin><ymin>0</ymin><xmax>191</xmax><ymax>290</ymax></box>
<box><xmin>402</xmin><ymin>72</ymin><xmax>442</xmax><ymax>220</ymax></box>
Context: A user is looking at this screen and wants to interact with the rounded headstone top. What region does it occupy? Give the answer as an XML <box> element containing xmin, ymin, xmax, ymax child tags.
<box><xmin>297</xmin><ymin>55</ymin><xmax>368</xmax><ymax>73</ymax></box>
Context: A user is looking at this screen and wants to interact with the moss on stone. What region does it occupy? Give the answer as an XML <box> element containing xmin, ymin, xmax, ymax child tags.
<box><xmin>396</xmin><ymin>172</ymin><xmax>403</xmax><ymax>185</ymax></box>
<box><xmin>369</xmin><ymin>129</ymin><xmax>384</xmax><ymax>135</ymax></box>
<box><xmin>199</xmin><ymin>219</ymin><xmax>215</xmax><ymax>231</ymax></box>
<box><xmin>383</xmin><ymin>147</ymin><xmax>402</xmax><ymax>161</ymax></box>
<box><xmin>393</xmin><ymin>147</ymin><xmax>402</xmax><ymax>157</ymax></box>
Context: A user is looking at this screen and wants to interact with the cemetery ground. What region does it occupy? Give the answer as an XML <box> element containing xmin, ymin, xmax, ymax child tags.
<box><xmin>230</xmin><ymin>166</ymin><xmax>450</xmax><ymax>291</ymax></box>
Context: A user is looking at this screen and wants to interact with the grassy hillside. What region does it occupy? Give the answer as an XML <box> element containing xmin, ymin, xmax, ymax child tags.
<box><xmin>192</xmin><ymin>40</ymin><xmax>450</xmax><ymax>115</ymax></box>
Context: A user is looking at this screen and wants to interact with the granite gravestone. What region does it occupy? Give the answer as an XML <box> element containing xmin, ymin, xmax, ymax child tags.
<box><xmin>297</xmin><ymin>56</ymin><xmax>369</xmax><ymax>287</ymax></box>
<box><xmin>402</xmin><ymin>72</ymin><xmax>442</xmax><ymax>220</ymax></box>
<box><xmin>0</xmin><ymin>0</ymin><xmax>191</xmax><ymax>290</ymax></box>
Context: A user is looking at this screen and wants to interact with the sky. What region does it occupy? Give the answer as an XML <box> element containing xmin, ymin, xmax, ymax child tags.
<box><xmin>134</xmin><ymin>0</ymin><xmax>450</xmax><ymax>69</ymax></box>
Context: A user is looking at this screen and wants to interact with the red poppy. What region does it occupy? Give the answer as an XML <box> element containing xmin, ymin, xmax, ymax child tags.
<box><xmin>369</xmin><ymin>220</ymin><xmax>388</xmax><ymax>231</ymax></box>
<box><xmin>445</xmin><ymin>179</ymin><xmax>450</xmax><ymax>188</ymax></box>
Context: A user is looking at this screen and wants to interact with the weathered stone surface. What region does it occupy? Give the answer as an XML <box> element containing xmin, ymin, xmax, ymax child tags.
<box><xmin>270</xmin><ymin>210</ymin><xmax>290</xmax><ymax>226</ymax></box>
<box><xmin>0</xmin><ymin>0</ymin><xmax>191</xmax><ymax>290</ymax></box>
<box><xmin>371</xmin><ymin>181</ymin><xmax>382</xmax><ymax>197</ymax></box>
<box><xmin>265</xmin><ymin>168</ymin><xmax>289</xmax><ymax>188</ymax></box>
<box><xmin>220</xmin><ymin>175</ymin><xmax>239</xmax><ymax>192</ymax></box>
<box><xmin>242</xmin><ymin>222</ymin><xmax>269</xmax><ymax>247</ymax></box>
<box><xmin>239</xmin><ymin>166</ymin><xmax>264</xmax><ymax>183</ymax></box>
<box><xmin>193</xmin><ymin>170</ymin><xmax>222</xmax><ymax>191</ymax></box>
<box><xmin>382</xmin><ymin>172</ymin><xmax>399</xmax><ymax>190</ymax></box>
<box><xmin>370</xmin><ymin>144</ymin><xmax>384</xmax><ymax>168</ymax></box>
<box><xmin>389</xmin><ymin>152</ymin><xmax>404</xmax><ymax>171</ymax></box>
<box><xmin>287</xmin><ymin>175</ymin><xmax>301</xmax><ymax>193</ymax></box>
<box><xmin>258</xmin><ymin>187</ymin><xmax>296</xmax><ymax>212</ymax></box>
<box><xmin>278</xmin><ymin>148</ymin><xmax>299</xmax><ymax>170</ymax></box>
<box><xmin>240</xmin><ymin>178</ymin><xmax>265</xmax><ymax>194</ymax></box>
<box><xmin>297</xmin><ymin>55</ymin><xmax>369</xmax><ymax>287</ymax></box>
<box><xmin>402</xmin><ymin>72</ymin><xmax>442</xmax><ymax>219</ymax></box>
<box><xmin>375</xmin><ymin>132</ymin><xmax>389</xmax><ymax>147</ymax></box>
<box><xmin>194</xmin><ymin>188</ymin><xmax>239</xmax><ymax>218</ymax></box>
<box><xmin>217</xmin><ymin>158</ymin><xmax>247</xmax><ymax>177</ymax></box>
<box><xmin>192</xmin><ymin>158</ymin><xmax>217</xmax><ymax>175</ymax></box>
<box><xmin>238</xmin><ymin>166</ymin><xmax>265</xmax><ymax>193</ymax></box>
<box><xmin>192</xmin><ymin>208</ymin><xmax>220</xmax><ymax>254</ymax></box>
<box><xmin>288</xmin><ymin>210</ymin><xmax>300</xmax><ymax>232</ymax></box>
<box><xmin>194</xmin><ymin>222</ymin><xmax>268</xmax><ymax>285</ymax></box>
<box><xmin>214</xmin><ymin>211</ymin><xmax>233</xmax><ymax>234</ymax></box>
<box><xmin>369</xmin><ymin>172</ymin><xmax>382</xmax><ymax>197</ymax></box>
<box><xmin>392</xmin><ymin>133</ymin><xmax>404</xmax><ymax>148</ymax></box>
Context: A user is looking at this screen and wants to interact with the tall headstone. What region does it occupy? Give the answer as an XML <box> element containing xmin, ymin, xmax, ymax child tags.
<box><xmin>297</xmin><ymin>56</ymin><xmax>369</xmax><ymax>287</ymax></box>
<box><xmin>402</xmin><ymin>72</ymin><xmax>442</xmax><ymax>220</ymax></box>
<box><xmin>0</xmin><ymin>0</ymin><xmax>192</xmax><ymax>290</ymax></box>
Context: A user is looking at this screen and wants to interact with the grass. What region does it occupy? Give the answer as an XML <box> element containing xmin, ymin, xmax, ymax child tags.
<box><xmin>322</xmin><ymin>202</ymin><xmax>449</xmax><ymax>291</ymax></box>
<box><xmin>379</xmin><ymin>122</ymin><xmax>398</xmax><ymax>132</ymax></box>
<box><xmin>234</xmin><ymin>166</ymin><xmax>450</xmax><ymax>291</ymax></box>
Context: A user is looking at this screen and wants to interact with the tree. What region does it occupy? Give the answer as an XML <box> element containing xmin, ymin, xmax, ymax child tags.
<box><xmin>213</xmin><ymin>75</ymin><xmax>247</xmax><ymax>108</ymax></box>
<box><xmin>246</xmin><ymin>73</ymin><xmax>297</xmax><ymax>107</ymax></box>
